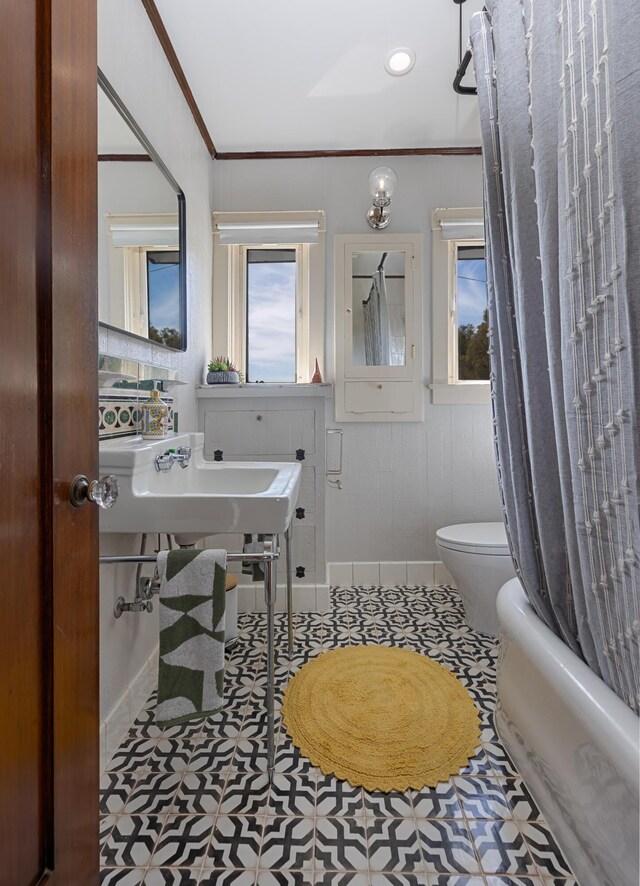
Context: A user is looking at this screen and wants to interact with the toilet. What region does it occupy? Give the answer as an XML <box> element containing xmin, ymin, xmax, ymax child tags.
<box><xmin>435</xmin><ymin>522</ymin><xmax>516</xmax><ymax>637</ymax></box>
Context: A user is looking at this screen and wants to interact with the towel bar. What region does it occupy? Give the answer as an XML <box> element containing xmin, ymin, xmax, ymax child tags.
<box><xmin>99</xmin><ymin>536</ymin><xmax>290</xmax><ymax>777</ymax></box>
<box><xmin>99</xmin><ymin>551</ymin><xmax>278</xmax><ymax>564</ymax></box>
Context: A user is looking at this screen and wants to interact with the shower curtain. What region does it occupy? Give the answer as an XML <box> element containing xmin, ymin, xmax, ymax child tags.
<box><xmin>363</xmin><ymin>268</ymin><xmax>391</xmax><ymax>366</ymax></box>
<box><xmin>470</xmin><ymin>0</ymin><xmax>639</xmax><ymax>712</ymax></box>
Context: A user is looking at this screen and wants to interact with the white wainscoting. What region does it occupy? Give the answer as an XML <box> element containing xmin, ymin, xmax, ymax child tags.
<box><xmin>101</xmin><ymin>645</ymin><xmax>158</xmax><ymax>773</ymax></box>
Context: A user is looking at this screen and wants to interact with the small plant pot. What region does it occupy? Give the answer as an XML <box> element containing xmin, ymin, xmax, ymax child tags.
<box><xmin>207</xmin><ymin>370</ymin><xmax>240</xmax><ymax>384</ymax></box>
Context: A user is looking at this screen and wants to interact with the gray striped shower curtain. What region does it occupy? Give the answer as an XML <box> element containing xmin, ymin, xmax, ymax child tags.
<box><xmin>470</xmin><ymin>0</ymin><xmax>639</xmax><ymax>711</ymax></box>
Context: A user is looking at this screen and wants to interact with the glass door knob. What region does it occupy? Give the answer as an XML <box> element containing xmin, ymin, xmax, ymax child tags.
<box><xmin>69</xmin><ymin>474</ymin><xmax>119</xmax><ymax>509</ymax></box>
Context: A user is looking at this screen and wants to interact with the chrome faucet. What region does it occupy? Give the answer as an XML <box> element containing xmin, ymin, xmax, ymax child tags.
<box><xmin>175</xmin><ymin>446</ymin><xmax>192</xmax><ymax>468</ymax></box>
<box><xmin>154</xmin><ymin>445</ymin><xmax>192</xmax><ymax>472</ymax></box>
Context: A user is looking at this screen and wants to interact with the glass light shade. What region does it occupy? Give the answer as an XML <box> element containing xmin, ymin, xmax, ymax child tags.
<box><xmin>368</xmin><ymin>166</ymin><xmax>398</xmax><ymax>200</ymax></box>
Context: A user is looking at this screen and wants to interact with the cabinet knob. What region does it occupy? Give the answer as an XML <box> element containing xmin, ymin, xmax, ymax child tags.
<box><xmin>377</xmin><ymin>384</ymin><xmax>383</xmax><ymax>390</ymax></box>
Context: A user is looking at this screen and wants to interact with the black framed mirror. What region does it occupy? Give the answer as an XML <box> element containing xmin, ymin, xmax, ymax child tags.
<box><xmin>97</xmin><ymin>69</ymin><xmax>187</xmax><ymax>351</ymax></box>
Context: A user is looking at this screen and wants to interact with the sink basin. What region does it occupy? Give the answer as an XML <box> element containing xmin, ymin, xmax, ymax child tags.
<box><xmin>99</xmin><ymin>432</ymin><xmax>301</xmax><ymax>535</ymax></box>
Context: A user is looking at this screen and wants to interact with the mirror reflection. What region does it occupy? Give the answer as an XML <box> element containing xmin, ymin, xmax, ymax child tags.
<box><xmin>98</xmin><ymin>72</ymin><xmax>186</xmax><ymax>350</ymax></box>
<box><xmin>352</xmin><ymin>250</ymin><xmax>406</xmax><ymax>366</ymax></box>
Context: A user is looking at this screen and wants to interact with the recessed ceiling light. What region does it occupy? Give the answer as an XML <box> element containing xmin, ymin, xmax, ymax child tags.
<box><xmin>385</xmin><ymin>47</ymin><xmax>416</xmax><ymax>76</ymax></box>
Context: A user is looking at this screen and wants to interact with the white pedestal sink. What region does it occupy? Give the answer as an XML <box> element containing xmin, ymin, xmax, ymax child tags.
<box><xmin>98</xmin><ymin>431</ymin><xmax>301</xmax><ymax>776</ymax></box>
<box><xmin>98</xmin><ymin>432</ymin><xmax>301</xmax><ymax>536</ymax></box>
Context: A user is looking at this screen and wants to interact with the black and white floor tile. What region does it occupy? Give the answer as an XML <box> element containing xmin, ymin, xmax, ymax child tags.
<box><xmin>100</xmin><ymin>585</ymin><xmax>579</xmax><ymax>886</ymax></box>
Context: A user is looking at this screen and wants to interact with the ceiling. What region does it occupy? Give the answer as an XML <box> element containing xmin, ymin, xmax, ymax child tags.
<box><xmin>154</xmin><ymin>0</ymin><xmax>483</xmax><ymax>154</ymax></box>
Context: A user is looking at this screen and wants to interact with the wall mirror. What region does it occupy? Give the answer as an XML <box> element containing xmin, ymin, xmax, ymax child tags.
<box><xmin>334</xmin><ymin>234</ymin><xmax>423</xmax><ymax>422</ymax></box>
<box><xmin>97</xmin><ymin>69</ymin><xmax>187</xmax><ymax>350</ymax></box>
<box><xmin>351</xmin><ymin>250</ymin><xmax>406</xmax><ymax>367</ymax></box>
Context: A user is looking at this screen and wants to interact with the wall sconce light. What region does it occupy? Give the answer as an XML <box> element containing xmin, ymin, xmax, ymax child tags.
<box><xmin>366</xmin><ymin>166</ymin><xmax>398</xmax><ymax>230</ymax></box>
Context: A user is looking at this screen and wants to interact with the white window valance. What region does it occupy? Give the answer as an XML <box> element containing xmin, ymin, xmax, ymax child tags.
<box><xmin>107</xmin><ymin>213</ymin><xmax>179</xmax><ymax>248</ymax></box>
<box><xmin>213</xmin><ymin>210</ymin><xmax>325</xmax><ymax>246</ymax></box>
<box><xmin>438</xmin><ymin>218</ymin><xmax>485</xmax><ymax>240</ymax></box>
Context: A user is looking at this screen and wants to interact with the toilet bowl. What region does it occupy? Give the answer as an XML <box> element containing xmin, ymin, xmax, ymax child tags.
<box><xmin>435</xmin><ymin>522</ymin><xmax>516</xmax><ymax>637</ymax></box>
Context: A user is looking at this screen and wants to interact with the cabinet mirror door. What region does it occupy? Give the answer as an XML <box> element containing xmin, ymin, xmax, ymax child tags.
<box><xmin>334</xmin><ymin>233</ymin><xmax>423</xmax><ymax>422</ymax></box>
<box><xmin>351</xmin><ymin>250</ymin><xmax>407</xmax><ymax>368</ymax></box>
<box><xmin>342</xmin><ymin>239</ymin><xmax>415</xmax><ymax>381</ymax></box>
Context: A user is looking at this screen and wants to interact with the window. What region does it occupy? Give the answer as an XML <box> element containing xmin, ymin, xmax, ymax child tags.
<box><xmin>117</xmin><ymin>246</ymin><xmax>184</xmax><ymax>349</ymax></box>
<box><xmin>105</xmin><ymin>212</ymin><xmax>185</xmax><ymax>350</ymax></box>
<box><xmin>212</xmin><ymin>211</ymin><xmax>326</xmax><ymax>384</ymax></box>
<box><xmin>431</xmin><ymin>207</ymin><xmax>490</xmax><ymax>404</ymax></box>
<box><xmin>454</xmin><ymin>244</ymin><xmax>489</xmax><ymax>382</ymax></box>
<box><xmin>246</xmin><ymin>248</ymin><xmax>297</xmax><ymax>382</ymax></box>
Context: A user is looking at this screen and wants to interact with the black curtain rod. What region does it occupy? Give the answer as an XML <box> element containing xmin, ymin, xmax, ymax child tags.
<box><xmin>452</xmin><ymin>1</ymin><xmax>486</xmax><ymax>96</ymax></box>
<box><xmin>454</xmin><ymin>49</ymin><xmax>477</xmax><ymax>95</ymax></box>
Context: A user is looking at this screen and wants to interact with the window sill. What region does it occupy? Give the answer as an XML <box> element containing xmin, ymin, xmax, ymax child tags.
<box><xmin>429</xmin><ymin>382</ymin><xmax>491</xmax><ymax>405</ymax></box>
<box><xmin>196</xmin><ymin>383</ymin><xmax>333</xmax><ymax>399</ymax></box>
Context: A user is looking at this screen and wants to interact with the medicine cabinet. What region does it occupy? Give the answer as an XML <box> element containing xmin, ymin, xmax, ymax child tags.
<box><xmin>334</xmin><ymin>233</ymin><xmax>423</xmax><ymax>422</ymax></box>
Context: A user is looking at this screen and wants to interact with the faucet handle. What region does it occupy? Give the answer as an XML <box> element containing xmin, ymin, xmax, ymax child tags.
<box><xmin>176</xmin><ymin>445</ymin><xmax>192</xmax><ymax>468</ymax></box>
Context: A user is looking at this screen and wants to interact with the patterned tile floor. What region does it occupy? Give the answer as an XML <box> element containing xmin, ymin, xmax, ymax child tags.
<box><xmin>100</xmin><ymin>585</ymin><xmax>579</xmax><ymax>886</ymax></box>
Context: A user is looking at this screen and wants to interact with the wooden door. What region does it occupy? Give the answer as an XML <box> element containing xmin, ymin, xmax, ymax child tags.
<box><xmin>0</xmin><ymin>1</ymin><xmax>98</xmax><ymax>883</ymax></box>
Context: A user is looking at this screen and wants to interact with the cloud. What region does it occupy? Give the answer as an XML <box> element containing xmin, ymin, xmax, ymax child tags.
<box><xmin>247</xmin><ymin>263</ymin><xmax>296</xmax><ymax>381</ymax></box>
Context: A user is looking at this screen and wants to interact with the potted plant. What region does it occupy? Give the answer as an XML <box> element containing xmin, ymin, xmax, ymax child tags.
<box><xmin>206</xmin><ymin>357</ymin><xmax>241</xmax><ymax>384</ymax></box>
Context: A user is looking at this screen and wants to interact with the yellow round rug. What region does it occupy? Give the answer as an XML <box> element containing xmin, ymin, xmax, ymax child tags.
<box><xmin>282</xmin><ymin>644</ymin><xmax>480</xmax><ymax>792</ymax></box>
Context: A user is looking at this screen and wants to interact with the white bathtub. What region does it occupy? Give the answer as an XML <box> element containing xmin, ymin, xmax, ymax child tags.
<box><xmin>496</xmin><ymin>578</ymin><xmax>639</xmax><ymax>886</ymax></box>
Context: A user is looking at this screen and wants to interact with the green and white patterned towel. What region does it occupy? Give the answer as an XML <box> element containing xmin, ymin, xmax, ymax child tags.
<box><xmin>155</xmin><ymin>548</ymin><xmax>226</xmax><ymax>727</ymax></box>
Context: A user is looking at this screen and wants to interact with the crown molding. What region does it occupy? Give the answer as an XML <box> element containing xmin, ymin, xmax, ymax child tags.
<box><xmin>98</xmin><ymin>153</ymin><xmax>153</xmax><ymax>162</ymax></box>
<box><xmin>140</xmin><ymin>0</ymin><xmax>217</xmax><ymax>158</ymax></box>
<box><xmin>215</xmin><ymin>147</ymin><xmax>482</xmax><ymax>160</ymax></box>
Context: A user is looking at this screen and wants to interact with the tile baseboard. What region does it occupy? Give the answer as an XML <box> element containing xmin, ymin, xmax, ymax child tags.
<box><xmin>328</xmin><ymin>560</ymin><xmax>455</xmax><ymax>589</ymax></box>
<box><xmin>102</xmin><ymin>645</ymin><xmax>158</xmax><ymax>772</ymax></box>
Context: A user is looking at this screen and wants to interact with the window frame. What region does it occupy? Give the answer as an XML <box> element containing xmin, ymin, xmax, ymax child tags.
<box><xmin>212</xmin><ymin>210</ymin><xmax>325</xmax><ymax>384</ymax></box>
<box><xmin>430</xmin><ymin>207</ymin><xmax>490</xmax><ymax>405</ymax></box>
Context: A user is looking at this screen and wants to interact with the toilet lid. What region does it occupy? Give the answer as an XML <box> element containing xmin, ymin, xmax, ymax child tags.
<box><xmin>436</xmin><ymin>522</ymin><xmax>510</xmax><ymax>556</ymax></box>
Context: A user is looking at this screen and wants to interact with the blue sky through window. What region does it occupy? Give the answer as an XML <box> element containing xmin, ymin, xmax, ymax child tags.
<box><xmin>456</xmin><ymin>253</ymin><xmax>487</xmax><ymax>328</ymax></box>
<box><xmin>247</xmin><ymin>254</ymin><xmax>296</xmax><ymax>382</ymax></box>
<box><xmin>148</xmin><ymin>251</ymin><xmax>181</xmax><ymax>331</ymax></box>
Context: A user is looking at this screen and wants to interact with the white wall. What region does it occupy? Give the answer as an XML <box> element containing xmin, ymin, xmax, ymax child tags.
<box><xmin>98</xmin><ymin>0</ymin><xmax>215</xmax><ymax>729</ymax></box>
<box><xmin>212</xmin><ymin>155</ymin><xmax>502</xmax><ymax>562</ymax></box>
